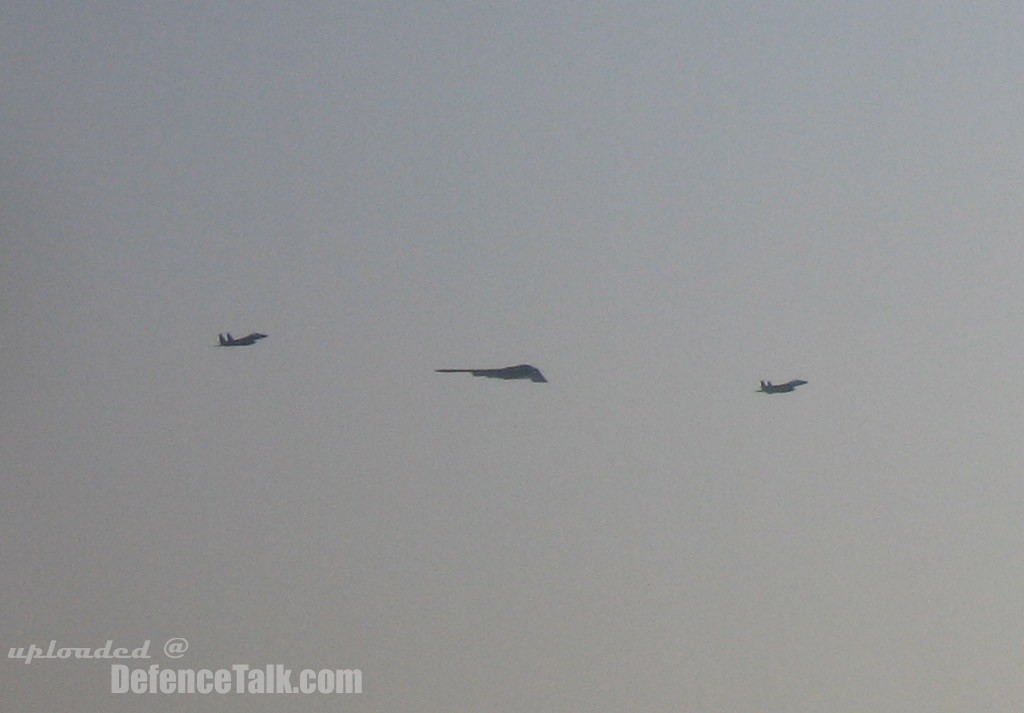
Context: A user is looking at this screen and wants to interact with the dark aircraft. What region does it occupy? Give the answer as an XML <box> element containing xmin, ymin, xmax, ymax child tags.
<box><xmin>758</xmin><ymin>379</ymin><xmax>807</xmax><ymax>394</ymax></box>
<box><xmin>436</xmin><ymin>364</ymin><xmax>548</xmax><ymax>383</ymax></box>
<box><xmin>217</xmin><ymin>332</ymin><xmax>268</xmax><ymax>347</ymax></box>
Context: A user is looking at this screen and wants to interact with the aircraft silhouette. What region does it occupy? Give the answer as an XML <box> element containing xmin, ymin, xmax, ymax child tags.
<box><xmin>217</xmin><ymin>332</ymin><xmax>268</xmax><ymax>347</ymax></box>
<box><xmin>436</xmin><ymin>364</ymin><xmax>548</xmax><ymax>383</ymax></box>
<box><xmin>758</xmin><ymin>379</ymin><xmax>807</xmax><ymax>394</ymax></box>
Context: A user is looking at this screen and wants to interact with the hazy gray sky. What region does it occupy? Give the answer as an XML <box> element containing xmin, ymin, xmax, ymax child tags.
<box><xmin>5</xmin><ymin>2</ymin><xmax>1024</xmax><ymax>711</ymax></box>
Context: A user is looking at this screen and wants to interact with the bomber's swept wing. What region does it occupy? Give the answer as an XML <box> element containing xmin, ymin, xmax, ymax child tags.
<box><xmin>758</xmin><ymin>379</ymin><xmax>807</xmax><ymax>394</ymax></box>
<box><xmin>217</xmin><ymin>332</ymin><xmax>268</xmax><ymax>347</ymax></box>
<box><xmin>436</xmin><ymin>364</ymin><xmax>547</xmax><ymax>383</ymax></box>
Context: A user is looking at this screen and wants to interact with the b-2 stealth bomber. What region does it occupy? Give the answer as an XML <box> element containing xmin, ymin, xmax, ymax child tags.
<box><xmin>436</xmin><ymin>364</ymin><xmax>548</xmax><ymax>383</ymax></box>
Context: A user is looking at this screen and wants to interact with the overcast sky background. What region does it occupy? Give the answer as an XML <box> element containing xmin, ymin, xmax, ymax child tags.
<box><xmin>5</xmin><ymin>2</ymin><xmax>1024</xmax><ymax>711</ymax></box>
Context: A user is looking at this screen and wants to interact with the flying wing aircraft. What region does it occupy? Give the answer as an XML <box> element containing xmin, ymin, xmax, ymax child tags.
<box><xmin>436</xmin><ymin>364</ymin><xmax>547</xmax><ymax>383</ymax></box>
<box><xmin>758</xmin><ymin>379</ymin><xmax>807</xmax><ymax>394</ymax></box>
<box><xmin>217</xmin><ymin>332</ymin><xmax>268</xmax><ymax>347</ymax></box>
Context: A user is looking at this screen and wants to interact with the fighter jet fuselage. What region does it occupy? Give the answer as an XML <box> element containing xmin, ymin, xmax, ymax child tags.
<box><xmin>218</xmin><ymin>332</ymin><xmax>268</xmax><ymax>347</ymax></box>
<box><xmin>436</xmin><ymin>364</ymin><xmax>547</xmax><ymax>383</ymax></box>
<box><xmin>758</xmin><ymin>379</ymin><xmax>807</xmax><ymax>394</ymax></box>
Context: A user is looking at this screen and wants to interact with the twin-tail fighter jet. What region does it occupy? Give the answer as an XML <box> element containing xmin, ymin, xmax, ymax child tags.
<box><xmin>758</xmin><ymin>379</ymin><xmax>807</xmax><ymax>394</ymax></box>
<box><xmin>436</xmin><ymin>364</ymin><xmax>548</xmax><ymax>383</ymax></box>
<box><xmin>217</xmin><ymin>332</ymin><xmax>268</xmax><ymax>347</ymax></box>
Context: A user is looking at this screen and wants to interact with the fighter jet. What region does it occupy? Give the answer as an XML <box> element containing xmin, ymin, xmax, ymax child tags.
<box><xmin>217</xmin><ymin>332</ymin><xmax>268</xmax><ymax>347</ymax></box>
<box><xmin>436</xmin><ymin>364</ymin><xmax>548</xmax><ymax>383</ymax></box>
<box><xmin>758</xmin><ymin>379</ymin><xmax>807</xmax><ymax>394</ymax></box>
